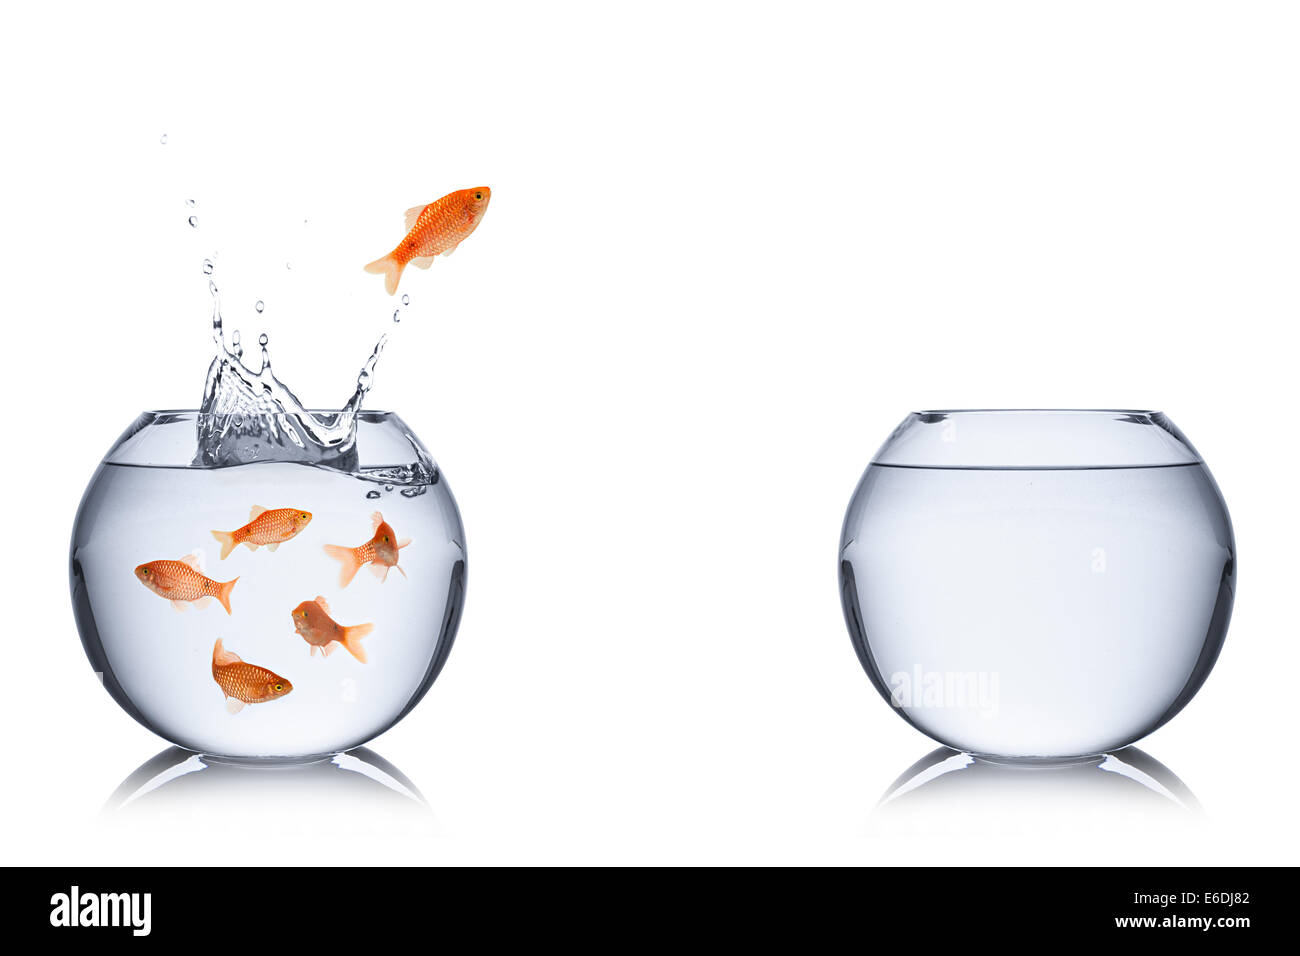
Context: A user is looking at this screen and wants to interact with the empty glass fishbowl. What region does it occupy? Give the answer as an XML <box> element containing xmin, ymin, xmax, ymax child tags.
<box><xmin>839</xmin><ymin>410</ymin><xmax>1235</xmax><ymax>759</ymax></box>
<box><xmin>70</xmin><ymin>410</ymin><xmax>466</xmax><ymax>759</ymax></box>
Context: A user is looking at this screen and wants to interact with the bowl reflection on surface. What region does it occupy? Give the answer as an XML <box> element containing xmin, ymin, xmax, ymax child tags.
<box><xmin>874</xmin><ymin>746</ymin><xmax>1201</xmax><ymax>833</ymax></box>
<box><xmin>103</xmin><ymin>746</ymin><xmax>434</xmax><ymax>836</ymax></box>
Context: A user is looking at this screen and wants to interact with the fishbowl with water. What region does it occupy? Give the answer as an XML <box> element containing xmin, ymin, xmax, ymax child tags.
<box><xmin>839</xmin><ymin>410</ymin><xmax>1235</xmax><ymax>760</ymax></box>
<box><xmin>69</xmin><ymin>291</ymin><xmax>466</xmax><ymax>759</ymax></box>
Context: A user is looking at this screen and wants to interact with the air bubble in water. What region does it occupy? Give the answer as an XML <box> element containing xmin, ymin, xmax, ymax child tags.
<box><xmin>401</xmin><ymin>295</ymin><xmax>410</xmax><ymax>306</ymax></box>
<box><xmin>393</xmin><ymin>310</ymin><xmax>401</xmax><ymax>323</ymax></box>
<box><xmin>259</xmin><ymin>333</ymin><xmax>269</xmax><ymax>347</ymax></box>
<box><xmin>202</xmin><ymin>260</ymin><xmax>214</xmax><ymax>275</ymax></box>
<box><xmin>366</xmin><ymin>490</ymin><xmax>381</xmax><ymax>500</ymax></box>
<box><xmin>255</xmin><ymin>300</ymin><xmax>265</xmax><ymax>313</ymax></box>
<box><xmin>160</xmin><ymin>134</ymin><xmax>168</xmax><ymax>144</ymax></box>
<box><xmin>385</xmin><ymin>485</ymin><xmax>394</xmax><ymax>492</ymax></box>
<box><xmin>188</xmin><ymin>216</ymin><xmax>198</xmax><ymax>228</ymax></box>
<box><xmin>186</xmin><ymin>199</ymin><xmax>195</xmax><ymax>207</ymax></box>
<box><xmin>286</xmin><ymin>262</ymin><xmax>292</xmax><ymax>270</ymax></box>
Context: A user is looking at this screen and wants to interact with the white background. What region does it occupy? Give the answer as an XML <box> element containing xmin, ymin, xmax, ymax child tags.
<box><xmin>1</xmin><ymin>1</ymin><xmax>1297</xmax><ymax>865</ymax></box>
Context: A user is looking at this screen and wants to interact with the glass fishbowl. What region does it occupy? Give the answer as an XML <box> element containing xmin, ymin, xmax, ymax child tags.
<box><xmin>70</xmin><ymin>410</ymin><xmax>466</xmax><ymax>759</ymax></box>
<box><xmin>839</xmin><ymin>410</ymin><xmax>1235</xmax><ymax>759</ymax></box>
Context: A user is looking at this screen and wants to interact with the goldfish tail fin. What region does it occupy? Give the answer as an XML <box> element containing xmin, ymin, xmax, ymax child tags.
<box><xmin>216</xmin><ymin>577</ymin><xmax>238</xmax><ymax>615</ymax></box>
<box><xmin>364</xmin><ymin>253</ymin><xmax>404</xmax><ymax>296</ymax></box>
<box><xmin>324</xmin><ymin>544</ymin><xmax>361</xmax><ymax>588</ymax></box>
<box><xmin>211</xmin><ymin>529</ymin><xmax>236</xmax><ymax>560</ymax></box>
<box><xmin>340</xmin><ymin>623</ymin><xmax>373</xmax><ymax>664</ymax></box>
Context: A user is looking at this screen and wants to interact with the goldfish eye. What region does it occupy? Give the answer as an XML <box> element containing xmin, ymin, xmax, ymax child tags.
<box><xmin>383</xmin><ymin>535</ymin><xmax>389</xmax><ymax>542</ymax></box>
<box><xmin>474</xmin><ymin>191</ymin><xmax>483</xmax><ymax>200</ymax></box>
<box><xmin>274</xmin><ymin>683</ymin><xmax>283</xmax><ymax>692</ymax></box>
<box><xmin>301</xmin><ymin>513</ymin><xmax>309</xmax><ymax>520</ymax></box>
<box><xmin>140</xmin><ymin>569</ymin><xmax>149</xmax><ymax>576</ymax></box>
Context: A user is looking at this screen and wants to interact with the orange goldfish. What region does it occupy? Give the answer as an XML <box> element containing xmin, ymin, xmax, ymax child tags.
<box><xmin>364</xmin><ymin>187</ymin><xmax>491</xmax><ymax>295</ymax></box>
<box><xmin>324</xmin><ymin>511</ymin><xmax>411</xmax><ymax>587</ymax></box>
<box><xmin>211</xmin><ymin>506</ymin><xmax>313</xmax><ymax>560</ymax></box>
<box><xmin>211</xmin><ymin>638</ymin><xmax>293</xmax><ymax>714</ymax></box>
<box><xmin>291</xmin><ymin>596</ymin><xmax>374</xmax><ymax>663</ymax></box>
<box><xmin>135</xmin><ymin>554</ymin><xmax>238</xmax><ymax>614</ymax></box>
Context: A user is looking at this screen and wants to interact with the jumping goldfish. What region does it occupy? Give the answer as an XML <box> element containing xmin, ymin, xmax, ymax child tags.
<box><xmin>211</xmin><ymin>638</ymin><xmax>293</xmax><ymax>714</ymax></box>
<box><xmin>292</xmin><ymin>596</ymin><xmax>374</xmax><ymax>663</ymax></box>
<box><xmin>323</xmin><ymin>511</ymin><xmax>411</xmax><ymax>587</ymax></box>
<box><xmin>363</xmin><ymin>187</ymin><xmax>491</xmax><ymax>295</ymax></box>
<box><xmin>211</xmin><ymin>506</ymin><xmax>313</xmax><ymax>560</ymax></box>
<box><xmin>135</xmin><ymin>554</ymin><xmax>238</xmax><ymax>614</ymax></box>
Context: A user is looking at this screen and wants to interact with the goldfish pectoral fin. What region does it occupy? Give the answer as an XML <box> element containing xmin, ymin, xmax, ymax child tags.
<box><xmin>370</xmin><ymin>563</ymin><xmax>389</xmax><ymax>581</ymax></box>
<box><xmin>394</xmin><ymin>565</ymin><xmax>408</xmax><ymax>580</ymax></box>
<box><xmin>403</xmin><ymin>205</ymin><xmax>427</xmax><ymax>232</ymax></box>
<box><xmin>309</xmin><ymin>645</ymin><xmax>317</xmax><ymax>658</ymax></box>
<box><xmin>193</xmin><ymin>596</ymin><xmax>213</xmax><ymax>610</ymax></box>
<box><xmin>396</xmin><ymin>537</ymin><xmax>412</xmax><ymax>549</ymax></box>
<box><xmin>266</xmin><ymin>542</ymin><xmax>280</xmax><ymax>552</ymax></box>
<box><xmin>411</xmin><ymin>256</ymin><xmax>435</xmax><ymax>270</ymax></box>
<box><xmin>225</xmin><ymin>698</ymin><xmax>246</xmax><ymax>714</ymax></box>
<box><xmin>246</xmin><ymin>543</ymin><xmax>260</xmax><ymax>552</ymax></box>
<box><xmin>321</xmin><ymin>642</ymin><xmax>338</xmax><ymax>658</ymax></box>
<box><xmin>441</xmin><ymin>244</ymin><xmax>458</xmax><ymax>257</ymax></box>
<box><xmin>170</xmin><ymin>600</ymin><xmax>190</xmax><ymax>612</ymax></box>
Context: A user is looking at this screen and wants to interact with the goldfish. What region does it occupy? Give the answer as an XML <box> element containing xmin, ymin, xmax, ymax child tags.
<box><xmin>135</xmin><ymin>554</ymin><xmax>238</xmax><ymax>614</ymax></box>
<box><xmin>324</xmin><ymin>511</ymin><xmax>411</xmax><ymax>587</ymax></box>
<box><xmin>292</xmin><ymin>596</ymin><xmax>374</xmax><ymax>663</ymax></box>
<box><xmin>363</xmin><ymin>187</ymin><xmax>491</xmax><ymax>295</ymax></box>
<box><xmin>211</xmin><ymin>506</ymin><xmax>313</xmax><ymax>560</ymax></box>
<box><xmin>211</xmin><ymin>638</ymin><xmax>293</xmax><ymax>714</ymax></box>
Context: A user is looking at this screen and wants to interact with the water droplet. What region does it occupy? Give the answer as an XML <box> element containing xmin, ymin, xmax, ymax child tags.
<box><xmin>385</xmin><ymin>484</ymin><xmax>394</xmax><ymax>492</ymax></box>
<box><xmin>202</xmin><ymin>259</ymin><xmax>214</xmax><ymax>275</ymax></box>
<box><xmin>401</xmin><ymin>295</ymin><xmax>410</xmax><ymax>306</ymax></box>
<box><xmin>186</xmin><ymin>199</ymin><xmax>195</xmax><ymax>207</ymax></box>
<box><xmin>188</xmin><ymin>215</ymin><xmax>198</xmax><ymax>228</ymax></box>
<box><xmin>159</xmin><ymin>133</ymin><xmax>168</xmax><ymax>144</ymax></box>
<box><xmin>285</xmin><ymin>262</ymin><xmax>292</xmax><ymax>270</ymax></box>
<box><xmin>365</xmin><ymin>490</ymin><xmax>381</xmax><ymax>500</ymax></box>
<box><xmin>259</xmin><ymin>333</ymin><xmax>269</xmax><ymax>347</ymax></box>
<box><xmin>255</xmin><ymin>300</ymin><xmax>265</xmax><ymax>313</ymax></box>
<box><xmin>392</xmin><ymin>310</ymin><xmax>401</xmax><ymax>323</ymax></box>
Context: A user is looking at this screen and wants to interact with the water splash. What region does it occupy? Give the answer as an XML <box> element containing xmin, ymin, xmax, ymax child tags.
<box><xmin>194</xmin><ymin>281</ymin><xmax>389</xmax><ymax>470</ymax></box>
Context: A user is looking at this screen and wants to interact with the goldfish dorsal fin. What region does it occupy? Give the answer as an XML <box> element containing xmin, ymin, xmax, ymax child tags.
<box><xmin>370</xmin><ymin>511</ymin><xmax>385</xmax><ymax>532</ymax></box>
<box><xmin>411</xmin><ymin>255</ymin><xmax>435</xmax><ymax>270</ymax></box>
<box><xmin>249</xmin><ymin>505</ymin><xmax>268</xmax><ymax>521</ymax></box>
<box><xmin>404</xmin><ymin>205</ymin><xmax>426</xmax><ymax>232</ymax></box>
<box><xmin>213</xmin><ymin>638</ymin><xmax>242</xmax><ymax>667</ymax></box>
<box><xmin>315</xmin><ymin>595</ymin><xmax>331</xmax><ymax>615</ymax></box>
<box><xmin>181</xmin><ymin>552</ymin><xmax>202</xmax><ymax>571</ymax></box>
